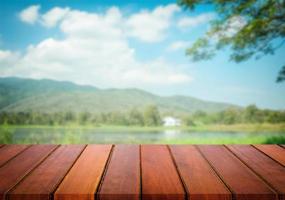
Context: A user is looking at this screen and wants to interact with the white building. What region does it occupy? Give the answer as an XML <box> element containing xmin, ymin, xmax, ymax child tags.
<box><xmin>162</xmin><ymin>116</ymin><xmax>181</xmax><ymax>127</ymax></box>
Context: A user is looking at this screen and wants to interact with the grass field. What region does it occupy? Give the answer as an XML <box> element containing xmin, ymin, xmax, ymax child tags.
<box><xmin>1</xmin><ymin>123</ymin><xmax>285</xmax><ymax>132</ymax></box>
<box><xmin>0</xmin><ymin>123</ymin><xmax>285</xmax><ymax>144</ymax></box>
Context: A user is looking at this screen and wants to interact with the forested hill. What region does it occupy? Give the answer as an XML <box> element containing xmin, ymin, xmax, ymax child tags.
<box><xmin>0</xmin><ymin>77</ymin><xmax>238</xmax><ymax>114</ymax></box>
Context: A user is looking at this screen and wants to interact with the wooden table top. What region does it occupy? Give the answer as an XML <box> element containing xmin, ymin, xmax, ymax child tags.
<box><xmin>0</xmin><ymin>144</ymin><xmax>284</xmax><ymax>200</ymax></box>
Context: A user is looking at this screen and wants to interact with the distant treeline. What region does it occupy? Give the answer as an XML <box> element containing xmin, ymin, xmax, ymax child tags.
<box><xmin>183</xmin><ymin>105</ymin><xmax>285</xmax><ymax>126</ymax></box>
<box><xmin>0</xmin><ymin>105</ymin><xmax>162</xmax><ymax>126</ymax></box>
<box><xmin>0</xmin><ymin>105</ymin><xmax>285</xmax><ymax>126</ymax></box>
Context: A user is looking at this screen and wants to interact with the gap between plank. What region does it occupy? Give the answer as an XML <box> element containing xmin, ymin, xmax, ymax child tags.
<box><xmin>196</xmin><ymin>145</ymin><xmax>236</xmax><ymax>200</ymax></box>
<box><xmin>95</xmin><ymin>144</ymin><xmax>115</xmax><ymax>200</ymax></box>
<box><xmin>0</xmin><ymin>145</ymin><xmax>32</xmax><ymax>168</ymax></box>
<box><xmin>4</xmin><ymin>145</ymin><xmax>60</xmax><ymax>200</ymax></box>
<box><xmin>167</xmin><ymin>145</ymin><xmax>188</xmax><ymax>200</ymax></box>
<box><xmin>51</xmin><ymin>144</ymin><xmax>88</xmax><ymax>200</ymax></box>
<box><xmin>251</xmin><ymin>145</ymin><xmax>285</xmax><ymax>168</ymax></box>
<box><xmin>223</xmin><ymin>145</ymin><xmax>281</xmax><ymax>200</ymax></box>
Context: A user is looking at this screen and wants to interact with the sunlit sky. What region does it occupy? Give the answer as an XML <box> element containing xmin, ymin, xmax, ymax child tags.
<box><xmin>0</xmin><ymin>0</ymin><xmax>284</xmax><ymax>109</ymax></box>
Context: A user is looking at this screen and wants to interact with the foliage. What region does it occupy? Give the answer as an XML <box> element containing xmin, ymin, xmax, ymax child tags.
<box><xmin>182</xmin><ymin>115</ymin><xmax>196</xmax><ymax>126</ymax></box>
<box><xmin>128</xmin><ymin>108</ymin><xmax>145</xmax><ymax>126</ymax></box>
<box><xmin>1</xmin><ymin>104</ymin><xmax>285</xmax><ymax>127</ymax></box>
<box><xmin>277</xmin><ymin>65</ymin><xmax>285</xmax><ymax>82</ymax></box>
<box><xmin>183</xmin><ymin>104</ymin><xmax>285</xmax><ymax>125</ymax></box>
<box><xmin>0</xmin><ymin>105</ymin><xmax>162</xmax><ymax>126</ymax></box>
<box><xmin>143</xmin><ymin>105</ymin><xmax>162</xmax><ymax>126</ymax></box>
<box><xmin>264</xmin><ymin>136</ymin><xmax>285</xmax><ymax>144</ymax></box>
<box><xmin>178</xmin><ymin>0</ymin><xmax>285</xmax><ymax>81</ymax></box>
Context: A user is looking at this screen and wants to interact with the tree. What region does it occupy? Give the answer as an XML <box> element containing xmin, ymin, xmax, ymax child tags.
<box><xmin>221</xmin><ymin>108</ymin><xmax>239</xmax><ymax>124</ymax></box>
<box><xmin>64</xmin><ymin>111</ymin><xmax>75</xmax><ymax>122</ymax></box>
<box><xmin>183</xmin><ymin>115</ymin><xmax>195</xmax><ymax>126</ymax></box>
<box><xmin>143</xmin><ymin>105</ymin><xmax>162</xmax><ymax>126</ymax></box>
<box><xmin>178</xmin><ymin>0</ymin><xmax>285</xmax><ymax>82</ymax></box>
<box><xmin>193</xmin><ymin>110</ymin><xmax>207</xmax><ymax>118</ymax></box>
<box><xmin>128</xmin><ymin>108</ymin><xmax>144</xmax><ymax>126</ymax></box>
<box><xmin>78</xmin><ymin>112</ymin><xmax>91</xmax><ymax>125</ymax></box>
<box><xmin>243</xmin><ymin>104</ymin><xmax>260</xmax><ymax>123</ymax></box>
<box><xmin>277</xmin><ymin>66</ymin><xmax>285</xmax><ymax>82</ymax></box>
<box><xmin>108</xmin><ymin>111</ymin><xmax>128</xmax><ymax>125</ymax></box>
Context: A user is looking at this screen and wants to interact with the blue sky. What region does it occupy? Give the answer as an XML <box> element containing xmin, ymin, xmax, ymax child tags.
<box><xmin>0</xmin><ymin>0</ymin><xmax>284</xmax><ymax>109</ymax></box>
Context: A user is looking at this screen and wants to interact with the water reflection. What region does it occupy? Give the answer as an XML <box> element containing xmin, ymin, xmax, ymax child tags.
<box><xmin>0</xmin><ymin>127</ymin><xmax>285</xmax><ymax>144</ymax></box>
<box><xmin>163</xmin><ymin>129</ymin><xmax>181</xmax><ymax>139</ymax></box>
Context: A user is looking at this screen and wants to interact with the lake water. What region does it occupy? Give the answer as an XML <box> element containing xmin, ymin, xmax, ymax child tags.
<box><xmin>1</xmin><ymin>127</ymin><xmax>285</xmax><ymax>144</ymax></box>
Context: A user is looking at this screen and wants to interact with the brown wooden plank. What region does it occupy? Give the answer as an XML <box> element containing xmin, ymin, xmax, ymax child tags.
<box><xmin>8</xmin><ymin>145</ymin><xmax>85</xmax><ymax>200</ymax></box>
<box><xmin>0</xmin><ymin>145</ymin><xmax>57</xmax><ymax>200</ymax></box>
<box><xmin>0</xmin><ymin>145</ymin><xmax>29</xmax><ymax>167</ymax></box>
<box><xmin>227</xmin><ymin>145</ymin><xmax>285</xmax><ymax>198</ymax></box>
<box><xmin>98</xmin><ymin>145</ymin><xmax>140</xmax><ymax>200</ymax></box>
<box><xmin>55</xmin><ymin>145</ymin><xmax>112</xmax><ymax>200</ymax></box>
<box><xmin>198</xmin><ymin>145</ymin><xmax>277</xmax><ymax>200</ymax></box>
<box><xmin>141</xmin><ymin>145</ymin><xmax>185</xmax><ymax>200</ymax></box>
<box><xmin>170</xmin><ymin>145</ymin><xmax>231</xmax><ymax>200</ymax></box>
<box><xmin>254</xmin><ymin>145</ymin><xmax>285</xmax><ymax>166</ymax></box>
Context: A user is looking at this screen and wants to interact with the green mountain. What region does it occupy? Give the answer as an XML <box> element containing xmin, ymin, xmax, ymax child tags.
<box><xmin>0</xmin><ymin>77</ymin><xmax>239</xmax><ymax>114</ymax></box>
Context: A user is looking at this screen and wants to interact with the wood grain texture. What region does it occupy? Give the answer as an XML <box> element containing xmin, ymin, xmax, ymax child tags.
<box><xmin>0</xmin><ymin>145</ymin><xmax>57</xmax><ymax>200</ymax></box>
<box><xmin>0</xmin><ymin>144</ymin><xmax>284</xmax><ymax>200</ymax></box>
<box><xmin>141</xmin><ymin>145</ymin><xmax>185</xmax><ymax>200</ymax></box>
<box><xmin>198</xmin><ymin>145</ymin><xmax>277</xmax><ymax>200</ymax></box>
<box><xmin>0</xmin><ymin>145</ymin><xmax>29</xmax><ymax>167</ymax></box>
<box><xmin>170</xmin><ymin>145</ymin><xmax>231</xmax><ymax>200</ymax></box>
<box><xmin>98</xmin><ymin>145</ymin><xmax>140</xmax><ymax>200</ymax></box>
<box><xmin>55</xmin><ymin>145</ymin><xmax>112</xmax><ymax>200</ymax></box>
<box><xmin>8</xmin><ymin>145</ymin><xmax>85</xmax><ymax>200</ymax></box>
<box><xmin>227</xmin><ymin>145</ymin><xmax>285</xmax><ymax>198</ymax></box>
<box><xmin>254</xmin><ymin>145</ymin><xmax>285</xmax><ymax>166</ymax></box>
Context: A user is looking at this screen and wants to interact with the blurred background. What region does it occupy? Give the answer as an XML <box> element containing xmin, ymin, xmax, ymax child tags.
<box><xmin>0</xmin><ymin>0</ymin><xmax>285</xmax><ymax>144</ymax></box>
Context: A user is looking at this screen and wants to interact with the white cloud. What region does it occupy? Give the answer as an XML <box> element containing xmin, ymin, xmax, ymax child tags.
<box><xmin>178</xmin><ymin>13</ymin><xmax>214</xmax><ymax>28</ymax></box>
<box><xmin>126</xmin><ymin>4</ymin><xmax>180</xmax><ymax>42</ymax></box>
<box><xmin>59</xmin><ymin>7</ymin><xmax>123</xmax><ymax>39</ymax></box>
<box><xmin>0</xmin><ymin>50</ymin><xmax>13</xmax><ymax>60</ymax></box>
<box><xmin>167</xmin><ymin>41</ymin><xmax>190</xmax><ymax>52</ymax></box>
<box><xmin>19</xmin><ymin>5</ymin><xmax>41</xmax><ymax>24</ymax></box>
<box><xmin>18</xmin><ymin>3</ymin><xmax>181</xmax><ymax>43</ymax></box>
<box><xmin>1</xmin><ymin>5</ymin><xmax>192</xmax><ymax>88</ymax></box>
<box><xmin>0</xmin><ymin>50</ymin><xmax>20</xmax><ymax>74</ymax></box>
<box><xmin>118</xmin><ymin>58</ymin><xmax>192</xmax><ymax>85</ymax></box>
<box><xmin>41</xmin><ymin>7</ymin><xmax>70</xmax><ymax>28</ymax></box>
